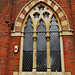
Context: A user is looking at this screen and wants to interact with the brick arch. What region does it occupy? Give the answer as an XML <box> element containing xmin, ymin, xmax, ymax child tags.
<box><xmin>14</xmin><ymin>0</ymin><xmax>71</xmax><ymax>32</ymax></box>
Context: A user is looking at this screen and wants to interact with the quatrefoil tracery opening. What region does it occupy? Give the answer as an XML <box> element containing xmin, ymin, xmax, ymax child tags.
<box><xmin>43</xmin><ymin>12</ymin><xmax>50</xmax><ymax>18</ymax></box>
<box><xmin>33</xmin><ymin>12</ymin><xmax>40</xmax><ymax>18</ymax></box>
<box><xmin>38</xmin><ymin>5</ymin><xmax>45</xmax><ymax>11</ymax></box>
<box><xmin>28</xmin><ymin>4</ymin><xmax>56</xmax><ymax>29</ymax></box>
<box><xmin>30</xmin><ymin>4</ymin><xmax>52</xmax><ymax>20</ymax></box>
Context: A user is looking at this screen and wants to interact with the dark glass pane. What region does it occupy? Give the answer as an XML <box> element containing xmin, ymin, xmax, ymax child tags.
<box><xmin>37</xmin><ymin>51</ymin><xmax>47</xmax><ymax>71</ymax></box>
<box><xmin>25</xmin><ymin>26</ymin><xmax>33</xmax><ymax>32</ymax></box>
<box><xmin>37</xmin><ymin>33</ymin><xmax>46</xmax><ymax>51</ymax></box>
<box><xmin>27</xmin><ymin>16</ymin><xmax>32</xmax><ymax>22</ymax></box>
<box><xmin>50</xmin><ymin>16</ymin><xmax>61</xmax><ymax>72</ymax></box>
<box><xmin>25</xmin><ymin>16</ymin><xmax>32</xmax><ymax>27</ymax></box>
<box><xmin>24</xmin><ymin>17</ymin><xmax>33</xmax><ymax>51</ymax></box>
<box><xmin>51</xmin><ymin>16</ymin><xmax>57</xmax><ymax>26</ymax></box>
<box><xmin>50</xmin><ymin>16</ymin><xmax>58</xmax><ymax>32</ymax></box>
<box><xmin>37</xmin><ymin>20</ymin><xmax>46</xmax><ymax>51</ymax></box>
<box><xmin>22</xmin><ymin>51</ymin><xmax>33</xmax><ymax>71</ymax></box>
<box><xmin>23</xmin><ymin>32</ymin><xmax>33</xmax><ymax>51</ymax></box>
<box><xmin>50</xmin><ymin>52</ymin><xmax>61</xmax><ymax>71</ymax></box>
<box><xmin>50</xmin><ymin>33</ymin><xmax>60</xmax><ymax>51</ymax></box>
<box><xmin>50</xmin><ymin>26</ymin><xmax>59</xmax><ymax>31</ymax></box>
<box><xmin>37</xmin><ymin>20</ymin><xmax>46</xmax><ymax>32</ymax></box>
<box><xmin>23</xmin><ymin>16</ymin><xmax>33</xmax><ymax>71</ymax></box>
<box><xmin>37</xmin><ymin>20</ymin><xmax>47</xmax><ymax>71</ymax></box>
<box><xmin>50</xmin><ymin>16</ymin><xmax>60</xmax><ymax>51</ymax></box>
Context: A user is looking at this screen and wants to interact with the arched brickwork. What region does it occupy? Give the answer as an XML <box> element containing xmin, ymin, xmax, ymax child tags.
<box><xmin>11</xmin><ymin>0</ymin><xmax>73</xmax><ymax>35</ymax></box>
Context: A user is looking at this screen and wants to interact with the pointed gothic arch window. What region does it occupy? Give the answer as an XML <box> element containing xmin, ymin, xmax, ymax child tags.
<box><xmin>22</xmin><ymin>3</ymin><xmax>64</xmax><ymax>73</ymax></box>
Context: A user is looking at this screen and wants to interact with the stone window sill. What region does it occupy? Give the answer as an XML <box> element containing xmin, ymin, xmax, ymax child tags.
<box><xmin>13</xmin><ymin>72</ymin><xmax>71</xmax><ymax>75</ymax></box>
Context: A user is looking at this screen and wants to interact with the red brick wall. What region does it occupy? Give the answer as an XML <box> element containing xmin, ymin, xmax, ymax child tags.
<box><xmin>0</xmin><ymin>0</ymin><xmax>13</xmax><ymax>75</ymax></box>
<box><xmin>63</xmin><ymin>36</ymin><xmax>75</xmax><ymax>75</ymax></box>
<box><xmin>7</xmin><ymin>37</ymin><xmax>20</xmax><ymax>75</ymax></box>
<box><xmin>0</xmin><ymin>0</ymin><xmax>75</xmax><ymax>75</ymax></box>
<box><xmin>71</xmin><ymin>0</ymin><xmax>75</xmax><ymax>54</ymax></box>
<box><xmin>71</xmin><ymin>0</ymin><xmax>75</xmax><ymax>75</ymax></box>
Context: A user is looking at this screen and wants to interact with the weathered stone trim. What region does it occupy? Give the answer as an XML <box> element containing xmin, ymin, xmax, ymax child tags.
<box><xmin>13</xmin><ymin>72</ymin><xmax>71</xmax><ymax>75</ymax></box>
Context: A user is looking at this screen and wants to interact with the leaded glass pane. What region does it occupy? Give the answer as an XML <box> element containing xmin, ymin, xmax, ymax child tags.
<box><xmin>50</xmin><ymin>33</ymin><xmax>60</xmax><ymax>51</ymax></box>
<box><xmin>37</xmin><ymin>51</ymin><xmax>47</xmax><ymax>71</ymax></box>
<box><xmin>37</xmin><ymin>20</ymin><xmax>46</xmax><ymax>32</ymax></box>
<box><xmin>37</xmin><ymin>33</ymin><xmax>46</xmax><ymax>51</ymax></box>
<box><xmin>23</xmin><ymin>32</ymin><xmax>33</xmax><ymax>51</ymax></box>
<box><xmin>23</xmin><ymin>51</ymin><xmax>33</xmax><ymax>71</ymax></box>
<box><xmin>50</xmin><ymin>16</ymin><xmax>61</xmax><ymax>72</ymax></box>
<box><xmin>37</xmin><ymin>20</ymin><xmax>47</xmax><ymax>71</ymax></box>
<box><xmin>50</xmin><ymin>52</ymin><xmax>61</xmax><ymax>71</ymax></box>
<box><xmin>50</xmin><ymin>26</ymin><xmax>59</xmax><ymax>31</ymax></box>
<box><xmin>22</xmin><ymin>16</ymin><xmax>33</xmax><ymax>71</ymax></box>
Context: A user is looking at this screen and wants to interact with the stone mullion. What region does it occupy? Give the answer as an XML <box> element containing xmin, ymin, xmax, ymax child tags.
<box><xmin>31</xmin><ymin>16</ymin><xmax>39</xmax><ymax>72</ymax></box>
<box><xmin>32</xmin><ymin>31</ymin><xmax>37</xmax><ymax>72</ymax></box>
<box><xmin>31</xmin><ymin>21</ymin><xmax>37</xmax><ymax>75</ymax></box>
<box><xmin>46</xmin><ymin>32</ymin><xmax>51</xmax><ymax>72</ymax></box>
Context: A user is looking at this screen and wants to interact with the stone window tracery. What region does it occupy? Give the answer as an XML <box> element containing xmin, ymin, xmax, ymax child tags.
<box><xmin>23</xmin><ymin>4</ymin><xmax>62</xmax><ymax>72</ymax></box>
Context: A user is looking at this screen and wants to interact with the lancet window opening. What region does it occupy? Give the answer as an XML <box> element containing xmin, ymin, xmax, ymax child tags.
<box><xmin>37</xmin><ymin>20</ymin><xmax>47</xmax><ymax>72</ymax></box>
<box><xmin>22</xmin><ymin>16</ymin><xmax>33</xmax><ymax>71</ymax></box>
